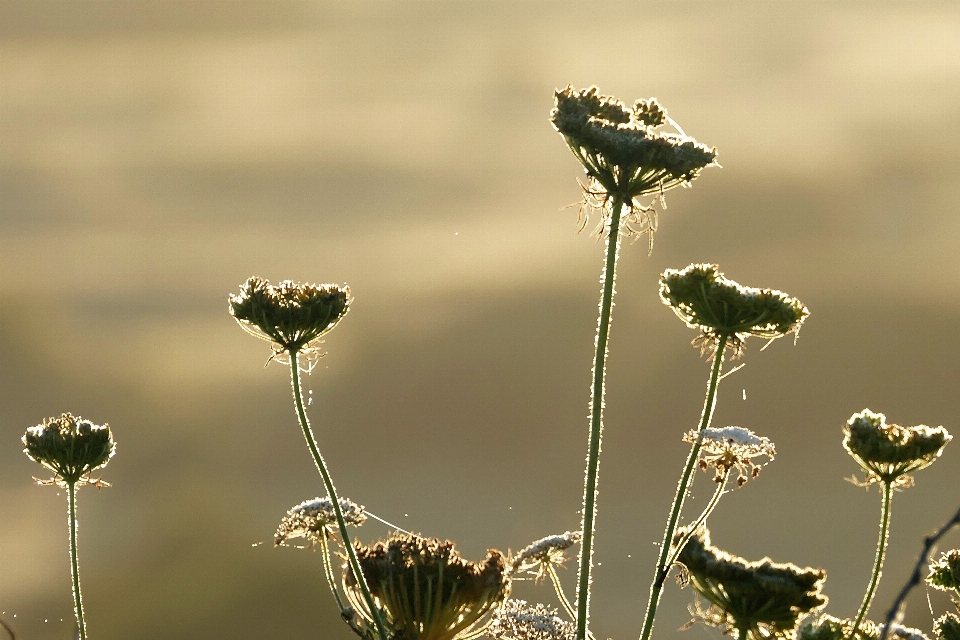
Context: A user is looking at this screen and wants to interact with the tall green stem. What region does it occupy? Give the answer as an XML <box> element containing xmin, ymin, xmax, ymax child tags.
<box><xmin>849</xmin><ymin>481</ymin><xmax>894</xmax><ymax>639</ymax></box>
<box><xmin>575</xmin><ymin>196</ymin><xmax>624</xmax><ymax>640</ymax></box>
<box><xmin>67</xmin><ymin>481</ymin><xmax>87</xmax><ymax>640</ymax></box>
<box><xmin>639</xmin><ymin>338</ymin><xmax>727</xmax><ymax>640</ymax></box>
<box><xmin>289</xmin><ymin>352</ymin><xmax>389</xmax><ymax>640</ymax></box>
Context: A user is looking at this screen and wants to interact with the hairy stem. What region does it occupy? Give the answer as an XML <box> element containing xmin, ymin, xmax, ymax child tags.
<box><xmin>320</xmin><ymin>534</ymin><xmax>347</xmax><ymax>613</ymax></box>
<box><xmin>289</xmin><ymin>352</ymin><xmax>388</xmax><ymax>640</ymax></box>
<box><xmin>547</xmin><ymin>564</ymin><xmax>596</xmax><ymax>640</ymax></box>
<box><xmin>639</xmin><ymin>338</ymin><xmax>728</xmax><ymax>640</ymax></box>
<box><xmin>67</xmin><ymin>481</ymin><xmax>87</xmax><ymax>640</ymax></box>
<box><xmin>575</xmin><ymin>197</ymin><xmax>625</xmax><ymax>640</ymax></box>
<box><xmin>666</xmin><ymin>468</ymin><xmax>730</xmax><ymax>571</ymax></box>
<box><xmin>850</xmin><ymin>480</ymin><xmax>894</xmax><ymax>639</ymax></box>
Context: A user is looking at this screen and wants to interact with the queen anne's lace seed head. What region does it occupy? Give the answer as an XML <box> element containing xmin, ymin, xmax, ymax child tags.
<box><xmin>683</xmin><ymin>427</ymin><xmax>775</xmax><ymax>487</ymax></box>
<box><xmin>659</xmin><ymin>264</ymin><xmax>809</xmax><ymax>357</ymax></box>
<box><xmin>23</xmin><ymin>413</ymin><xmax>116</xmax><ymax>485</ymax></box>
<box><xmin>676</xmin><ymin>526</ymin><xmax>827</xmax><ymax>640</ymax></box>
<box><xmin>926</xmin><ymin>549</ymin><xmax>960</xmax><ymax>591</ymax></box>
<box><xmin>843</xmin><ymin>409</ymin><xmax>951</xmax><ymax>486</ymax></box>
<box><xmin>347</xmin><ymin>533</ymin><xmax>508</xmax><ymax>640</ymax></box>
<box><xmin>934</xmin><ymin>613</ymin><xmax>960</xmax><ymax>640</ymax></box>
<box><xmin>883</xmin><ymin>625</ymin><xmax>933</xmax><ymax>640</ymax></box>
<box><xmin>511</xmin><ymin>531</ymin><xmax>581</xmax><ymax>579</ymax></box>
<box><xmin>550</xmin><ymin>86</ymin><xmax>717</xmax><ymax>242</ymax></box>
<box><xmin>274</xmin><ymin>497</ymin><xmax>366</xmax><ymax>547</ymax></box>
<box><xmin>799</xmin><ymin>615</ymin><xmax>880</xmax><ymax>640</ymax></box>
<box><xmin>229</xmin><ymin>276</ymin><xmax>350</xmax><ymax>357</ymax></box>
<box><xmin>488</xmin><ymin>600</ymin><xmax>575</xmax><ymax>640</ymax></box>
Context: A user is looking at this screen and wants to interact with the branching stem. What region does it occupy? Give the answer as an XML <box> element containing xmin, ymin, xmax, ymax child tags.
<box><xmin>575</xmin><ymin>196</ymin><xmax>625</xmax><ymax>640</ymax></box>
<box><xmin>289</xmin><ymin>352</ymin><xmax>388</xmax><ymax>640</ymax></box>
<box><xmin>666</xmin><ymin>468</ymin><xmax>730</xmax><ymax>571</ymax></box>
<box><xmin>850</xmin><ymin>480</ymin><xmax>894</xmax><ymax>639</ymax></box>
<box><xmin>639</xmin><ymin>337</ymin><xmax>728</xmax><ymax>640</ymax></box>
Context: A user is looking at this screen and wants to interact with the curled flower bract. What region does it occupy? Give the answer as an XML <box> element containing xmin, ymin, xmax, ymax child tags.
<box><xmin>274</xmin><ymin>496</ymin><xmax>366</xmax><ymax>547</ymax></box>
<box><xmin>926</xmin><ymin>549</ymin><xmax>960</xmax><ymax>591</ymax></box>
<box><xmin>347</xmin><ymin>533</ymin><xmax>509</xmax><ymax>640</ymax></box>
<box><xmin>676</xmin><ymin>527</ymin><xmax>827</xmax><ymax>639</ymax></box>
<box><xmin>551</xmin><ymin>86</ymin><xmax>717</xmax><ymax>240</ymax></box>
<box><xmin>229</xmin><ymin>276</ymin><xmax>350</xmax><ymax>355</ymax></box>
<box><xmin>660</xmin><ymin>263</ymin><xmax>809</xmax><ymax>355</ymax></box>
<box><xmin>23</xmin><ymin>413</ymin><xmax>116</xmax><ymax>485</ymax></box>
<box><xmin>488</xmin><ymin>599</ymin><xmax>575</xmax><ymax>640</ymax></box>
<box><xmin>683</xmin><ymin>427</ymin><xmax>775</xmax><ymax>486</ymax></box>
<box><xmin>843</xmin><ymin>409</ymin><xmax>951</xmax><ymax>485</ymax></box>
<box><xmin>511</xmin><ymin>531</ymin><xmax>581</xmax><ymax>579</ymax></box>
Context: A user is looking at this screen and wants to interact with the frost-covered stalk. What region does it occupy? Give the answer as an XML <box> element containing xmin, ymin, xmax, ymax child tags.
<box><xmin>639</xmin><ymin>337</ymin><xmax>727</xmax><ymax>640</ymax></box>
<box><xmin>575</xmin><ymin>195</ymin><xmax>624</xmax><ymax>640</ymax></box>
<box><xmin>550</xmin><ymin>86</ymin><xmax>718</xmax><ymax>640</ymax></box>
<box><xmin>841</xmin><ymin>409</ymin><xmax>951</xmax><ymax>640</ymax></box>
<box><xmin>22</xmin><ymin>413</ymin><xmax>116</xmax><ymax>640</ymax></box>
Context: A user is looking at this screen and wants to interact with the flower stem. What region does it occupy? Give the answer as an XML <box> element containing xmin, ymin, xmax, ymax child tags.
<box><xmin>547</xmin><ymin>564</ymin><xmax>596</xmax><ymax>640</ymax></box>
<box><xmin>575</xmin><ymin>196</ymin><xmax>625</xmax><ymax>640</ymax></box>
<box><xmin>289</xmin><ymin>352</ymin><xmax>389</xmax><ymax>640</ymax></box>
<box><xmin>849</xmin><ymin>480</ymin><xmax>894</xmax><ymax>639</ymax></box>
<box><xmin>639</xmin><ymin>338</ymin><xmax>728</xmax><ymax>640</ymax></box>
<box><xmin>319</xmin><ymin>534</ymin><xmax>347</xmax><ymax>613</ymax></box>
<box><xmin>665</xmin><ymin>468</ymin><xmax>730</xmax><ymax>571</ymax></box>
<box><xmin>67</xmin><ymin>480</ymin><xmax>87</xmax><ymax>640</ymax></box>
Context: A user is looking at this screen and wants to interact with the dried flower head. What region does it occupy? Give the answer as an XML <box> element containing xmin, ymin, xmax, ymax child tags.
<box><xmin>488</xmin><ymin>599</ymin><xmax>575</xmax><ymax>640</ymax></box>
<box><xmin>843</xmin><ymin>409</ymin><xmax>951</xmax><ymax>485</ymax></box>
<box><xmin>511</xmin><ymin>531</ymin><xmax>581</xmax><ymax>580</ymax></box>
<box><xmin>347</xmin><ymin>533</ymin><xmax>509</xmax><ymax>640</ymax></box>
<box><xmin>229</xmin><ymin>276</ymin><xmax>350</xmax><ymax>358</ymax></box>
<box><xmin>684</xmin><ymin>427</ymin><xmax>776</xmax><ymax>487</ymax></box>
<box><xmin>660</xmin><ymin>264</ymin><xmax>809</xmax><ymax>357</ymax></box>
<box><xmin>934</xmin><ymin>613</ymin><xmax>960</xmax><ymax>640</ymax></box>
<box><xmin>926</xmin><ymin>549</ymin><xmax>960</xmax><ymax>591</ymax></box>
<box><xmin>798</xmin><ymin>615</ymin><xmax>884</xmax><ymax>640</ymax></box>
<box><xmin>551</xmin><ymin>85</ymin><xmax>717</xmax><ymax>239</ymax></box>
<box><xmin>274</xmin><ymin>496</ymin><xmax>366</xmax><ymax>547</ymax></box>
<box><xmin>23</xmin><ymin>413</ymin><xmax>116</xmax><ymax>485</ymax></box>
<box><xmin>676</xmin><ymin>527</ymin><xmax>827</xmax><ymax>639</ymax></box>
<box><xmin>882</xmin><ymin>625</ymin><xmax>933</xmax><ymax>640</ymax></box>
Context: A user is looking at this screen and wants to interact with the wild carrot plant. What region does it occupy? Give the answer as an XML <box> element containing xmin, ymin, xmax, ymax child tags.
<box><xmin>22</xmin><ymin>413</ymin><xmax>116</xmax><ymax>640</ymax></box>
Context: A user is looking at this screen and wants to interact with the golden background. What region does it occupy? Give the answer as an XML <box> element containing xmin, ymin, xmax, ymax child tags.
<box><xmin>2</xmin><ymin>1</ymin><xmax>960</xmax><ymax>638</ymax></box>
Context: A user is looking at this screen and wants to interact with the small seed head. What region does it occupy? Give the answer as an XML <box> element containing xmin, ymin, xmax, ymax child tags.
<box><xmin>843</xmin><ymin>409</ymin><xmax>951</xmax><ymax>485</ymax></box>
<box><xmin>229</xmin><ymin>276</ymin><xmax>350</xmax><ymax>356</ymax></box>
<box><xmin>348</xmin><ymin>533</ymin><xmax>509</xmax><ymax>640</ymax></box>
<box><xmin>684</xmin><ymin>427</ymin><xmax>775</xmax><ymax>487</ymax></box>
<box><xmin>799</xmin><ymin>615</ymin><xmax>880</xmax><ymax>640</ymax></box>
<box><xmin>275</xmin><ymin>496</ymin><xmax>366</xmax><ymax>547</ymax></box>
<box><xmin>511</xmin><ymin>531</ymin><xmax>581</xmax><ymax>580</ymax></box>
<box><xmin>927</xmin><ymin>549</ymin><xmax>960</xmax><ymax>591</ymax></box>
<box><xmin>488</xmin><ymin>599</ymin><xmax>575</xmax><ymax>640</ymax></box>
<box><xmin>676</xmin><ymin>527</ymin><xmax>827</xmax><ymax>639</ymax></box>
<box><xmin>934</xmin><ymin>613</ymin><xmax>960</xmax><ymax>640</ymax></box>
<box><xmin>23</xmin><ymin>413</ymin><xmax>115</xmax><ymax>485</ymax></box>
<box><xmin>660</xmin><ymin>264</ymin><xmax>809</xmax><ymax>357</ymax></box>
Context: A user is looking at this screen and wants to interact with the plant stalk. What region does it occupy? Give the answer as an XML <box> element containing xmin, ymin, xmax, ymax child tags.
<box><xmin>639</xmin><ymin>337</ymin><xmax>728</xmax><ymax>640</ymax></box>
<box><xmin>289</xmin><ymin>352</ymin><xmax>389</xmax><ymax>640</ymax></box>
<box><xmin>575</xmin><ymin>195</ymin><xmax>625</xmax><ymax>640</ymax></box>
<box><xmin>319</xmin><ymin>534</ymin><xmax>347</xmax><ymax>613</ymax></box>
<box><xmin>666</xmin><ymin>468</ymin><xmax>730</xmax><ymax>571</ymax></box>
<box><xmin>849</xmin><ymin>480</ymin><xmax>894</xmax><ymax>639</ymax></box>
<box><xmin>67</xmin><ymin>480</ymin><xmax>87</xmax><ymax>640</ymax></box>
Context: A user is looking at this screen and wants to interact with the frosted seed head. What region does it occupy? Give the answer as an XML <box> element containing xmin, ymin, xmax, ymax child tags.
<box><xmin>23</xmin><ymin>413</ymin><xmax>116</xmax><ymax>485</ymax></box>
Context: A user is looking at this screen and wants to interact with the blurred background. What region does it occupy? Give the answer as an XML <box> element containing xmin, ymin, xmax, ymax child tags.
<box><xmin>3</xmin><ymin>1</ymin><xmax>960</xmax><ymax>638</ymax></box>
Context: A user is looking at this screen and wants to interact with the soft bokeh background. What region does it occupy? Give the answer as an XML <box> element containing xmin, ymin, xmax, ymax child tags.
<box><xmin>3</xmin><ymin>1</ymin><xmax>960</xmax><ymax>638</ymax></box>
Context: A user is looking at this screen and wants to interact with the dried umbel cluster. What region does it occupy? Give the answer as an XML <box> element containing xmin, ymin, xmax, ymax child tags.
<box><xmin>23</xmin><ymin>413</ymin><xmax>116</xmax><ymax>485</ymax></box>
<box><xmin>347</xmin><ymin>533</ymin><xmax>509</xmax><ymax>640</ymax></box>
<box><xmin>800</xmin><ymin>616</ymin><xmax>931</xmax><ymax>640</ymax></box>
<box><xmin>676</xmin><ymin>527</ymin><xmax>827</xmax><ymax>640</ymax></box>
<box><xmin>551</xmin><ymin>86</ymin><xmax>717</xmax><ymax>204</ymax></box>
<box><xmin>488</xmin><ymin>599</ymin><xmax>575</xmax><ymax>640</ymax></box>
<box><xmin>683</xmin><ymin>427</ymin><xmax>775</xmax><ymax>486</ymax></box>
<box><xmin>511</xmin><ymin>531</ymin><xmax>581</xmax><ymax>581</ymax></box>
<box><xmin>934</xmin><ymin>614</ymin><xmax>960</xmax><ymax>640</ymax></box>
<box><xmin>843</xmin><ymin>409</ymin><xmax>951</xmax><ymax>485</ymax></box>
<box><xmin>275</xmin><ymin>497</ymin><xmax>366</xmax><ymax>546</ymax></box>
<box><xmin>927</xmin><ymin>550</ymin><xmax>960</xmax><ymax>592</ymax></box>
<box><xmin>229</xmin><ymin>276</ymin><xmax>350</xmax><ymax>355</ymax></box>
<box><xmin>660</xmin><ymin>263</ymin><xmax>809</xmax><ymax>355</ymax></box>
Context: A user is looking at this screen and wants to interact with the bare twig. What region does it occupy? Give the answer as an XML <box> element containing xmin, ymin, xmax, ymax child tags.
<box><xmin>879</xmin><ymin>504</ymin><xmax>960</xmax><ymax>640</ymax></box>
